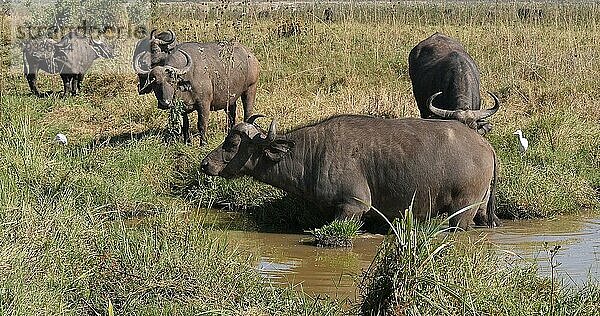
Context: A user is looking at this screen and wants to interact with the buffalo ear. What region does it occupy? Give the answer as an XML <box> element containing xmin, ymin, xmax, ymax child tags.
<box><xmin>177</xmin><ymin>80</ymin><xmax>192</xmax><ymax>92</ymax></box>
<box><xmin>264</xmin><ymin>139</ymin><xmax>294</xmax><ymax>162</ymax></box>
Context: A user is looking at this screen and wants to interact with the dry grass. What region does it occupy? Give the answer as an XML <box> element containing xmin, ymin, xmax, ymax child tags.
<box><xmin>0</xmin><ymin>2</ymin><xmax>599</xmax><ymax>314</ymax></box>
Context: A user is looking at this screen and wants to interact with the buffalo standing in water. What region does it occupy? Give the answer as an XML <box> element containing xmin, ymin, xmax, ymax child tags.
<box><xmin>201</xmin><ymin>115</ymin><xmax>500</xmax><ymax>229</ymax></box>
<box><xmin>134</xmin><ymin>41</ymin><xmax>260</xmax><ymax>145</ymax></box>
<box><xmin>409</xmin><ymin>33</ymin><xmax>499</xmax><ymax>135</ymax></box>
<box><xmin>23</xmin><ymin>31</ymin><xmax>114</xmax><ymax>96</ymax></box>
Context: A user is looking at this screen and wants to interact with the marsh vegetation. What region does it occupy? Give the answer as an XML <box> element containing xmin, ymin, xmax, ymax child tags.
<box><xmin>1</xmin><ymin>1</ymin><xmax>599</xmax><ymax>314</ymax></box>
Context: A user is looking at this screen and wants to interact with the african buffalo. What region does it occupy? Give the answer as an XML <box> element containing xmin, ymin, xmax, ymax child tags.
<box><xmin>518</xmin><ymin>8</ymin><xmax>543</xmax><ymax>21</ymax></box>
<box><xmin>323</xmin><ymin>7</ymin><xmax>334</xmax><ymax>22</ymax></box>
<box><xmin>23</xmin><ymin>31</ymin><xmax>114</xmax><ymax>97</ymax></box>
<box><xmin>201</xmin><ymin>115</ymin><xmax>500</xmax><ymax>229</ymax></box>
<box><xmin>134</xmin><ymin>41</ymin><xmax>260</xmax><ymax>145</ymax></box>
<box><xmin>132</xmin><ymin>29</ymin><xmax>178</xmax><ymax>95</ymax></box>
<box><xmin>408</xmin><ymin>32</ymin><xmax>499</xmax><ymax>135</ymax></box>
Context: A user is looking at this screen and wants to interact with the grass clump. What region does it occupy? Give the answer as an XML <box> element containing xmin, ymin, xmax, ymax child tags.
<box><xmin>309</xmin><ymin>219</ymin><xmax>363</xmax><ymax>248</ymax></box>
<box><xmin>166</xmin><ymin>99</ymin><xmax>185</xmax><ymax>142</ymax></box>
<box><xmin>359</xmin><ymin>208</ymin><xmax>600</xmax><ymax>315</ymax></box>
<box><xmin>0</xmin><ymin>207</ymin><xmax>344</xmax><ymax>315</ymax></box>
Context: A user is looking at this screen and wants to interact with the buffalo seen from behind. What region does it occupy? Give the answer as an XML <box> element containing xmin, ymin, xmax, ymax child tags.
<box><xmin>133</xmin><ymin>38</ymin><xmax>260</xmax><ymax>145</ymax></box>
<box><xmin>409</xmin><ymin>32</ymin><xmax>499</xmax><ymax>135</ymax></box>
<box><xmin>23</xmin><ymin>31</ymin><xmax>114</xmax><ymax>97</ymax></box>
<box><xmin>201</xmin><ymin>115</ymin><xmax>500</xmax><ymax>230</ymax></box>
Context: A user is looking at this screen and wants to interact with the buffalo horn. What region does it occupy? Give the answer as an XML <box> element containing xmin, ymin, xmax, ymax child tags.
<box><xmin>152</xmin><ymin>29</ymin><xmax>176</xmax><ymax>46</ymax></box>
<box><xmin>133</xmin><ymin>52</ymin><xmax>151</xmax><ymax>75</ymax></box>
<box><xmin>165</xmin><ymin>29</ymin><xmax>176</xmax><ymax>45</ymax></box>
<box><xmin>150</xmin><ymin>29</ymin><xmax>157</xmax><ymax>40</ymax></box>
<box><xmin>427</xmin><ymin>92</ymin><xmax>457</xmax><ymax>119</ymax></box>
<box><xmin>472</xmin><ymin>92</ymin><xmax>500</xmax><ymax>120</ymax></box>
<box><xmin>265</xmin><ymin>119</ymin><xmax>277</xmax><ymax>142</ymax></box>
<box><xmin>246</xmin><ymin>114</ymin><xmax>266</xmax><ymax>124</ymax></box>
<box><xmin>90</xmin><ymin>34</ymin><xmax>102</xmax><ymax>45</ymax></box>
<box><xmin>175</xmin><ymin>50</ymin><xmax>192</xmax><ymax>75</ymax></box>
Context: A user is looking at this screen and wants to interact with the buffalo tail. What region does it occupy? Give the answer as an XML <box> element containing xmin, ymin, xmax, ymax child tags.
<box><xmin>486</xmin><ymin>150</ymin><xmax>501</xmax><ymax>227</ymax></box>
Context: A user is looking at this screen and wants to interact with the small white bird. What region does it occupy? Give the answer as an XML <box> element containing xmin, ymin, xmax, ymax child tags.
<box><xmin>55</xmin><ymin>133</ymin><xmax>68</xmax><ymax>145</ymax></box>
<box><xmin>513</xmin><ymin>129</ymin><xmax>528</xmax><ymax>155</ymax></box>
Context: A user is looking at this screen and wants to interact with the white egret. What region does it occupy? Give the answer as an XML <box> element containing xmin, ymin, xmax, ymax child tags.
<box><xmin>55</xmin><ymin>133</ymin><xmax>68</xmax><ymax>145</ymax></box>
<box><xmin>513</xmin><ymin>129</ymin><xmax>528</xmax><ymax>155</ymax></box>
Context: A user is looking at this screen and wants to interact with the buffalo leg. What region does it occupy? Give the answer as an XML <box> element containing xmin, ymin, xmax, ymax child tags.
<box><xmin>335</xmin><ymin>197</ymin><xmax>370</xmax><ymax>221</ymax></box>
<box><xmin>182</xmin><ymin>113</ymin><xmax>190</xmax><ymax>144</ymax></box>
<box><xmin>226</xmin><ymin>101</ymin><xmax>237</xmax><ymax>130</ymax></box>
<box><xmin>197</xmin><ymin>105</ymin><xmax>210</xmax><ymax>146</ymax></box>
<box><xmin>70</xmin><ymin>76</ymin><xmax>77</xmax><ymax>96</ymax></box>
<box><xmin>73</xmin><ymin>74</ymin><xmax>84</xmax><ymax>96</ymax></box>
<box><xmin>60</xmin><ymin>74</ymin><xmax>72</xmax><ymax>97</ymax></box>
<box><xmin>25</xmin><ymin>73</ymin><xmax>41</xmax><ymax>97</ymax></box>
<box><xmin>448</xmin><ymin>203</ymin><xmax>478</xmax><ymax>230</ymax></box>
<box><xmin>241</xmin><ymin>82</ymin><xmax>257</xmax><ymax>122</ymax></box>
<box><xmin>473</xmin><ymin>189</ymin><xmax>500</xmax><ymax>228</ymax></box>
<box><xmin>473</xmin><ymin>189</ymin><xmax>490</xmax><ymax>227</ymax></box>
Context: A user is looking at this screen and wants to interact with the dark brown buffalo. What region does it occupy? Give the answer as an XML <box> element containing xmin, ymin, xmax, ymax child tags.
<box><xmin>201</xmin><ymin>115</ymin><xmax>500</xmax><ymax>229</ymax></box>
<box><xmin>518</xmin><ymin>8</ymin><xmax>543</xmax><ymax>21</ymax></box>
<box><xmin>409</xmin><ymin>32</ymin><xmax>499</xmax><ymax>135</ymax></box>
<box><xmin>23</xmin><ymin>31</ymin><xmax>114</xmax><ymax>96</ymax></box>
<box><xmin>132</xmin><ymin>29</ymin><xmax>178</xmax><ymax>95</ymax></box>
<box><xmin>134</xmin><ymin>41</ymin><xmax>260</xmax><ymax>145</ymax></box>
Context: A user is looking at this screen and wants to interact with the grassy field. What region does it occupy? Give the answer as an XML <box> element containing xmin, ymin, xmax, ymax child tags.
<box><xmin>1</xmin><ymin>1</ymin><xmax>599</xmax><ymax>314</ymax></box>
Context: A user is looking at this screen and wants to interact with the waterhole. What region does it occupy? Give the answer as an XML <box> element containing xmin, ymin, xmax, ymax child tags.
<box><xmin>225</xmin><ymin>213</ymin><xmax>599</xmax><ymax>299</ymax></box>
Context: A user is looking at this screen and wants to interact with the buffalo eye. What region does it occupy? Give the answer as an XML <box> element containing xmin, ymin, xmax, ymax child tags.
<box><xmin>165</xmin><ymin>69</ymin><xmax>178</xmax><ymax>81</ymax></box>
<box><xmin>178</xmin><ymin>81</ymin><xmax>192</xmax><ymax>92</ymax></box>
<box><xmin>221</xmin><ymin>135</ymin><xmax>241</xmax><ymax>162</ymax></box>
<box><xmin>222</xmin><ymin>135</ymin><xmax>241</xmax><ymax>151</ymax></box>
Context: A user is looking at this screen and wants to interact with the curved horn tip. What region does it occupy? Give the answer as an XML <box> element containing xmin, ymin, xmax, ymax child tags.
<box><xmin>426</xmin><ymin>91</ymin><xmax>443</xmax><ymax>107</ymax></box>
<box><xmin>167</xmin><ymin>29</ymin><xmax>176</xmax><ymax>42</ymax></box>
<box><xmin>472</xmin><ymin>91</ymin><xmax>500</xmax><ymax>121</ymax></box>
<box><xmin>266</xmin><ymin>119</ymin><xmax>277</xmax><ymax>142</ymax></box>
<box><xmin>427</xmin><ymin>91</ymin><xmax>456</xmax><ymax>119</ymax></box>
<box><xmin>177</xmin><ymin>50</ymin><xmax>192</xmax><ymax>75</ymax></box>
<box><xmin>150</xmin><ymin>29</ymin><xmax>157</xmax><ymax>39</ymax></box>
<box><xmin>133</xmin><ymin>52</ymin><xmax>151</xmax><ymax>75</ymax></box>
<box><xmin>246</xmin><ymin>114</ymin><xmax>266</xmax><ymax>124</ymax></box>
<box><xmin>487</xmin><ymin>91</ymin><xmax>501</xmax><ymax>108</ymax></box>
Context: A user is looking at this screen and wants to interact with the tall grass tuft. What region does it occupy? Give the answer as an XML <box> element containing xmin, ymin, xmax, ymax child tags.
<box><xmin>359</xmin><ymin>208</ymin><xmax>460</xmax><ymax>315</ymax></box>
<box><xmin>358</xmin><ymin>206</ymin><xmax>600</xmax><ymax>315</ymax></box>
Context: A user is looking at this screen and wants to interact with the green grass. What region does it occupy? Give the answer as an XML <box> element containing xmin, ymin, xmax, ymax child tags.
<box><xmin>358</xmin><ymin>207</ymin><xmax>600</xmax><ymax>315</ymax></box>
<box><xmin>1</xmin><ymin>1</ymin><xmax>599</xmax><ymax>314</ymax></box>
<box><xmin>309</xmin><ymin>219</ymin><xmax>363</xmax><ymax>248</ymax></box>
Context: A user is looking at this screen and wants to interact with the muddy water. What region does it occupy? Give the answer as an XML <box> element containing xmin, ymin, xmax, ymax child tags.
<box><xmin>225</xmin><ymin>231</ymin><xmax>382</xmax><ymax>299</ymax></box>
<box><xmin>225</xmin><ymin>213</ymin><xmax>599</xmax><ymax>298</ymax></box>
<box><xmin>483</xmin><ymin>214</ymin><xmax>599</xmax><ymax>285</ymax></box>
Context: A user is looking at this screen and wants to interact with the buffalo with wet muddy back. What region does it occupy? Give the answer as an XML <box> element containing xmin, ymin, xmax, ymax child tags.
<box><xmin>134</xmin><ymin>41</ymin><xmax>260</xmax><ymax>145</ymax></box>
<box><xmin>201</xmin><ymin>115</ymin><xmax>500</xmax><ymax>230</ymax></box>
<box><xmin>409</xmin><ymin>32</ymin><xmax>499</xmax><ymax>135</ymax></box>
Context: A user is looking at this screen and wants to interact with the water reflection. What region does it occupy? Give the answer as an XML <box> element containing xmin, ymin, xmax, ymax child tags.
<box><xmin>226</xmin><ymin>231</ymin><xmax>382</xmax><ymax>299</ymax></box>
<box><xmin>226</xmin><ymin>213</ymin><xmax>599</xmax><ymax>297</ymax></box>
<box><xmin>482</xmin><ymin>215</ymin><xmax>599</xmax><ymax>285</ymax></box>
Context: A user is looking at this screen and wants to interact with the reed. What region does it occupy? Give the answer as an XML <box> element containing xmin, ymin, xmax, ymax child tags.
<box><xmin>358</xmin><ymin>206</ymin><xmax>600</xmax><ymax>315</ymax></box>
<box><xmin>1</xmin><ymin>1</ymin><xmax>599</xmax><ymax>314</ymax></box>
